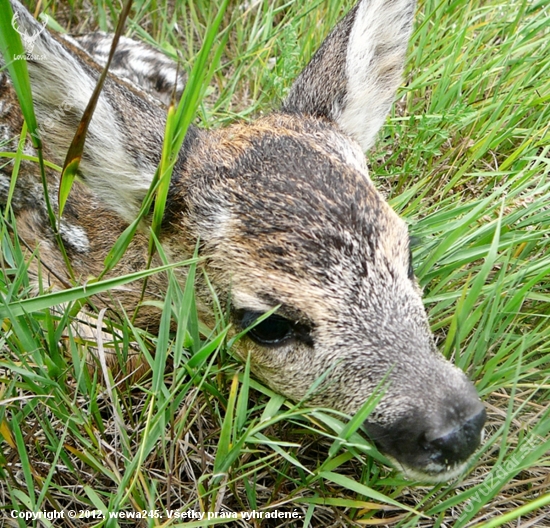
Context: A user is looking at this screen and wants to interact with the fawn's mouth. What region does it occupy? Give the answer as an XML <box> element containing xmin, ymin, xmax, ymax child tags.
<box><xmin>363</xmin><ymin>406</ymin><xmax>486</xmax><ymax>483</ymax></box>
<box><xmin>385</xmin><ymin>456</ymin><xmax>471</xmax><ymax>483</ymax></box>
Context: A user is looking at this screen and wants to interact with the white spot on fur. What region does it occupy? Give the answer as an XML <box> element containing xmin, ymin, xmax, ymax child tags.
<box><xmin>0</xmin><ymin>173</ymin><xmax>10</xmax><ymax>199</ymax></box>
<box><xmin>59</xmin><ymin>222</ymin><xmax>90</xmax><ymax>253</ymax></box>
<box><xmin>0</xmin><ymin>124</ymin><xmax>11</xmax><ymax>144</ymax></box>
<box><xmin>231</xmin><ymin>292</ymin><xmax>274</xmax><ymax>312</ymax></box>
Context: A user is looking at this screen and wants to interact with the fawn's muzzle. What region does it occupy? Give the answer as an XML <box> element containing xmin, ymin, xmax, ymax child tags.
<box><xmin>364</xmin><ymin>389</ymin><xmax>486</xmax><ymax>481</ymax></box>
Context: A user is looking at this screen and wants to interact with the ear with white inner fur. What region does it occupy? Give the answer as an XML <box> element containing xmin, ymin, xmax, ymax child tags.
<box><xmin>4</xmin><ymin>0</ymin><xmax>169</xmax><ymax>223</ymax></box>
<box><xmin>283</xmin><ymin>0</ymin><xmax>415</xmax><ymax>152</ymax></box>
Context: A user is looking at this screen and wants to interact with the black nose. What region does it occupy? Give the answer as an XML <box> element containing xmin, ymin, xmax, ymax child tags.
<box><xmin>364</xmin><ymin>402</ymin><xmax>486</xmax><ymax>480</ymax></box>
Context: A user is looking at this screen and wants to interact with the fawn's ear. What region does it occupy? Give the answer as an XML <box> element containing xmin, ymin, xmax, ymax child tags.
<box><xmin>283</xmin><ymin>0</ymin><xmax>415</xmax><ymax>152</ymax></box>
<box><xmin>5</xmin><ymin>0</ymin><xmax>173</xmax><ymax>223</ymax></box>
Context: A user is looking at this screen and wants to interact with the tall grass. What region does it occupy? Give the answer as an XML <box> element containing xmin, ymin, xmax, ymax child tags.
<box><xmin>0</xmin><ymin>0</ymin><xmax>549</xmax><ymax>526</ymax></box>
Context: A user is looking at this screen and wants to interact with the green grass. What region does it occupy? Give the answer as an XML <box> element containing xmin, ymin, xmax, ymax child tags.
<box><xmin>1</xmin><ymin>0</ymin><xmax>549</xmax><ymax>526</ymax></box>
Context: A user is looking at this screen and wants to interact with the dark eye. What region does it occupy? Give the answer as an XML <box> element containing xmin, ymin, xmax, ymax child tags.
<box><xmin>237</xmin><ymin>310</ymin><xmax>313</xmax><ymax>347</ymax></box>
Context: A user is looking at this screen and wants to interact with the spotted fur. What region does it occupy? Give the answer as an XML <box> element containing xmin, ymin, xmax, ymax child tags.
<box><xmin>0</xmin><ymin>0</ymin><xmax>486</xmax><ymax>482</ymax></box>
<box><xmin>67</xmin><ymin>32</ymin><xmax>185</xmax><ymax>105</ymax></box>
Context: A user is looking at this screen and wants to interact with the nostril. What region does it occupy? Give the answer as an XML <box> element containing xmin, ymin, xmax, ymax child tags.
<box><xmin>423</xmin><ymin>407</ymin><xmax>486</xmax><ymax>466</ymax></box>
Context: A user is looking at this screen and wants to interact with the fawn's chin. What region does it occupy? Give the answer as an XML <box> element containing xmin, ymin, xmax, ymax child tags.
<box><xmin>389</xmin><ymin>457</ymin><xmax>471</xmax><ymax>484</ymax></box>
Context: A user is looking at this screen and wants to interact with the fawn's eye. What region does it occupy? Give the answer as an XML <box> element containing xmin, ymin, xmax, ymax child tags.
<box><xmin>238</xmin><ymin>310</ymin><xmax>313</xmax><ymax>347</ymax></box>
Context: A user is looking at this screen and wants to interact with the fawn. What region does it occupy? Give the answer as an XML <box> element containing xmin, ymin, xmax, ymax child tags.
<box><xmin>0</xmin><ymin>0</ymin><xmax>485</xmax><ymax>482</ymax></box>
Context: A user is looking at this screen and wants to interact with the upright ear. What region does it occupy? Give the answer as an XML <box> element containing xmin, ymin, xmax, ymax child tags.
<box><xmin>283</xmin><ymin>0</ymin><xmax>415</xmax><ymax>152</ymax></box>
<box><xmin>4</xmin><ymin>0</ymin><xmax>175</xmax><ymax>223</ymax></box>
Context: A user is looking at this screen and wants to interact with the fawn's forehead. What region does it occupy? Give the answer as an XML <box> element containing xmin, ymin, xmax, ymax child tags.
<box><xmin>198</xmin><ymin>115</ymin><xmax>411</xmax><ymax>316</ymax></box>
<box><xmin>213</xmin><ymin>114</ymin><xmax>410</xmax><ymax>249</ymax></box>
<box><xmin>211</xmin><ymin>113</ymin><xmax>369</xmax><ymax>173</ymax></box>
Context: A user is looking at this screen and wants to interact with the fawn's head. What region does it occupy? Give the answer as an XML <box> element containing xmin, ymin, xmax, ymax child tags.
<box><xmin>3</xmin><ymin>0</ymin><xmax>485</xmax><ymax>481</ymax></box>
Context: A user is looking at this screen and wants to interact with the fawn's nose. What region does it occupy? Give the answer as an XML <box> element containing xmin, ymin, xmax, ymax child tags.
<box><xmin>420</xmin><ymin>407</ymin><xmax>486</xmax><ymax>468</ymax></box>
<box><xmin>364</xmin><ymin>397</ymin><xmax>486</xmax><ymax>481</ymax></box>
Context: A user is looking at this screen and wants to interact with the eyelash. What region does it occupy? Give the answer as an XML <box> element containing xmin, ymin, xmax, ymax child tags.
<box><xmin>237</xmin><ymin>310</ymin><xmax>314</xmax><ymax>347</ymax></box>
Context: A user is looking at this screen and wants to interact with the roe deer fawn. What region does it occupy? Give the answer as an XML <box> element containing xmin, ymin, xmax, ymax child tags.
<box><xmin>0</xmin><ymin>0</ymin><xmax>485</xmax><ymax>481</ymax></box>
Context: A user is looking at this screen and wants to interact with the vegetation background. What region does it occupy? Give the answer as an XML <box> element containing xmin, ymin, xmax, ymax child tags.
<box><xmin>0</xmin><ymin>0</ymin><xmax>549</xmax><ymax>526</ymax></box>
